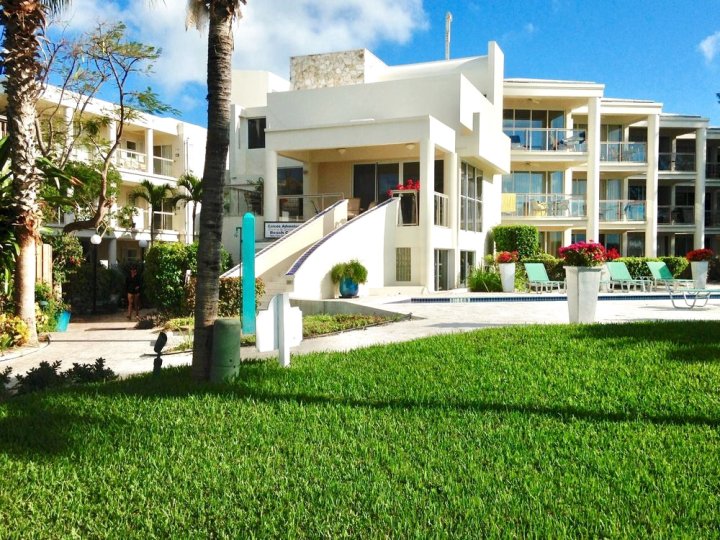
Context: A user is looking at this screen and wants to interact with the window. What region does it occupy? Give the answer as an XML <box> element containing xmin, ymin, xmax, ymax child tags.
<box><xmin>396</xmin><ymin>248</ymin><xmax>411</xmax><ymax>281</ymax></box>
<box><xmin>503</xmin><ymin>171</ymin><xmax>563</xmax><ymax>194</ymax></box>
<box><xmin>248</xmin><ymin>117</ymin><xmax>266</xmax><ymax>149</ymax></box>
<box><xmin>460</xmin><ymin>162</ymin><xmax>482</xmax><ymax>232</ymax></box>
<box><xmin>459</xmin><ymin>251</ymin><xmax>475</xmax><ymax>286</ymax></box>
<box><xmin>503</xmin><ymin>109</ymin><xmax>565</xmax><ymax>150</ymax></box>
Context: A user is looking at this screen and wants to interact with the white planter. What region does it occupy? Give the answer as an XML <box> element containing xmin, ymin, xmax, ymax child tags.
<box><xmin>691</xmin><ymin>261</ymin><xmax>709</xmax><ymax>289</ymax></box>
<box><xmin>499</xmin><ymin>262</ymin><xmax>516</xmax><ymax>292</ymax></box>
<box><xmin>565</xmin><ymin>266</ymin><xmax>602</xmax><ymax>323</ymax></box>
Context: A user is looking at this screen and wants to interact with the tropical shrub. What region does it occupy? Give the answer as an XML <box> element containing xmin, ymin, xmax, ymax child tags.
<box><xmin>13</xmin><ymin>358</ymin><xmax>117</xmax><ymax>395</ymax></box>
<box><xmin>467</xmin><ymin>267</ymin><xmax>502</xmax><ymax>292</ymax></box>
<box><xmin>0</xmin><ymin>313</ymin><xmax>30</xmax><ymax>350</ymax></box>
<box><xmin>42</xmin><ymin>233</ymin><xmax>84</xmax><ymax>287</ymax></box>
<box><xmin>65</xmin><ymin>262</ymin><xmax>123</xmax><ymax>314</ymax></box>
<box><xmin>492</xmin><ymin>225</ymin><xmax>539</xmax><ymax>259</ymax></box>
<box><xmin>330</xmin><ymin>260</ymin><xmax>368</xmax><ymax>284</ymax></box>
<box><xmin>184</xmin><ymin>276</ymin><xmax>265</xmax><ymax>317</ymax></box>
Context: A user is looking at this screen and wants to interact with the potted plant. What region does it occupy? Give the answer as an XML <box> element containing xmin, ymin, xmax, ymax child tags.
<box><xmin>559</xmin><ymin>241</ymin><xmax>606</xmax><ymax>323</ymax></box>
<box><xmin>330</xmin><ymin>259</ymin><xmax>368</xmax><ymax>298</ymax></box>
<box><xmin>686</xmin><ymin>248</ymin><xmax>714</xmax><ymax>289</ymax></box>
<box><xmin>495</xmin><ymin>251</ymin><xmax>518</xmax><ymax>293</ymax></box>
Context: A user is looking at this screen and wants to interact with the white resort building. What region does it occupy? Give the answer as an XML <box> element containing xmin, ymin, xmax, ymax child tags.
<box><xmin>222</xmin><ymin>41</ymin><xmax>717</xmax><ymax>299</ymax></box>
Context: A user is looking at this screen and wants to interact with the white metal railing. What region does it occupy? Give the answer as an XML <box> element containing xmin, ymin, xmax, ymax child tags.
<box><xmin>277</xmin><ymin>192</ymin><xmax>345</xmax><ymax>222</ymax></box>
<box><xmin>599</xmin><ymin>200</ymin><xmax>646</xmax><ymax>222</ymax></box>
<box><xmin>502</xmin><ymin>193</ymin><xmax>586</xmax><ymax>218</ymax></box>
<box><xmin>153</xmin><ymin>156</ymin><xmax>173</xmax><ymax>177</ymax></box>
<box><xmin>114</xmin><ymin>148</ymin><xmax>146</xmax><ymax>172</ymax></box>
<box><xmin>434</xmin><ymin>192</ymin><xmax>449</xmax><ymax>227</ymax></box>
<box><xmin>390</xmin><ymin>189</ymin><xmax>418</xmax><ymax>226</ymax></box>
<box><xmin>658</xmin><ymin>205</ymin><xmax>695</xmax><ymax>224</ymax></box>
<box><xmin>503</xmin><ymin>128</ymin><xmax>586</xmax><ymax>152</ymax></box>
<box><xmin>600</xmin><ymin>142</ymin><xmax>647</xmax><ymax>163</ymax></box>
<box><xmin>659</xmin><ymin>152</ymin><xmax>696</xmax><ymax>172</ymax></box>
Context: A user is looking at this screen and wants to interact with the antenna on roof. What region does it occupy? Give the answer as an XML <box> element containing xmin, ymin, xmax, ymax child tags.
<box><xmin>445</xmin><ymin>12</ymin><xmax>452</xmax><ymax>61</ymax></box>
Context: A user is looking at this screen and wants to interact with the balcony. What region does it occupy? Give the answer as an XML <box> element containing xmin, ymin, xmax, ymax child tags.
<box><xmin>114</xmin><ymin>148</ymin><xmax>147</xmax><ymax>172</ymax></box>
<box><xmin>659</xmin><ymin>152</ymin><xmax>695</xmax><ymax>172</ymax></box>
<box><xmin>707</xmin><ymin>162</ymin><xmax>720</xmax><ymax>179</ymax></box>
<box><xmin>501</xmin><ymin>193</ymin><xmax>586</xmax><ymax>218</ymax></box>
<box><xmin>390</xmin><ymin>189</ymin><xmax>418</xmax><ymax>226</ymax></box>
<box><xmin>600</xmin><ymin>142</ymin><xmax>647</xmax><ymax>163</ymax></box>
<box><xmin>504</xmin><ymin>128</ymin><xmax>586</xmax><ymax>152</ymax></box>
<box><xmin>658</xmin><ymin>205</ymin><xmax>694</xmax><ymax>225</ymax></box>
<box><xmin>599</xmin><ymin>200</ymin><xmax>646</xmax><ymax>222</ymax></box>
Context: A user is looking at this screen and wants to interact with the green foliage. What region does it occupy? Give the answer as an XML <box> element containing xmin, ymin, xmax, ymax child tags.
<box><xmin>65</xmin><ymin>263</ymin><xmax>124</xmax><ymax>314</ymax></box>
<box><xmin>330</xmin><ymin>259</ymin><xmax>368</xmax><ymax>284</ymax></box>
<box><xmin>41</xmin><ymin>233</ymin><xmax>84</xmax><ymax>286</ymax></box>
<box><xmin>64</xmin><ymin>358</ymin><xmax>118</xmax><ymax>385</ymax></box>
<box><xmin>618</xmin><ymin>256</ymin><xmax>689</xmax><ymax>279</ymax></box>
<box><xmin>12</xmin><ymin>358</ymin><xmax>117</xmax><ymax>395</ymax></box>
<box><xmin>143</xmin><ymin>243</ymin><xmax>190</xmax><ymax>314</ymax></box>
<box><xmin>0</xmin><ymin>142</ymin><xmax>18</xmax><ymax>283</ymax></box>
<box><xmin>185</xmin><ymin>241</ymin><xmax>231</xmax><ymax>276</ymax></box>
<box><xmin>467</xmin><ymin>267</ymin><xmax>502</xmax><ymax>292</ymax></box>
<box><xmin>492</xmin><ymin>225</ymin><xmax>539</xmax><ymax>259</ymax></box>
<box><xmin>0</xmin><ymin>366</ymin><xmax>11</xmax><ymax>399</ymax></box>
<box><xmin>1</xmin><ymin>322</ymin><xmax>720</xmax><ymax>535</ymax></box>
<box><xmin>34</xmin><ymin>282</ymin><xmax>66</xmax><ymax>333</ymax></box>
<box><xmin>301</xmin><ymin>313</ymin><xmax>404</xmax><ymax>337</ymax></box>
<box><xmin>0</xmin><ymin>313</ymin><xmax>29</xmax><ymax>350</ymax></box>
<box><xmin>520</xmin><ymin>255</ymin><xmax>565</xmax><ymax>281</ymax></box>
<box><xmin>184</xmin><ymin>277</ymin><xmax>265</xmax><ymax>317</ymax></box>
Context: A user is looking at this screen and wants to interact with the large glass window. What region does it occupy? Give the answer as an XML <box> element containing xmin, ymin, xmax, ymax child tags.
<box><xmin>461</xmin><ymin>162</ymin><xmax>482</xmax><ymax>232</ymax></box>
<box><xmin>502</xmin><ymin>171</ymin><xmax>563</xmax><ymax>193</ymax></box>
<box><xmin>248</xmin><ymin>118</ymin><xmax>266</xmax><ymax>149</ymax></box>
<box><xmin>504</xmin><ymin>109</ymin><xmax>565</xmax><ymax>149</ymax></box>
<box><xmin>352</xmin><ymin>161</ymin><xmax>443</xmax><ymax>213</ymax></box>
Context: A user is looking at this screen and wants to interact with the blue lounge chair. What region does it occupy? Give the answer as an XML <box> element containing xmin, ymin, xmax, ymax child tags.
<box><xmin>606</xmin><ymin>261</ymin><xmax>651</xmax><ymax>292</ymax></box>
<box><xmin>645</xmin><ymin>261</ymin><xmax>693</xmax><ymax>291</ymax></box>
<box><xmin>524</xmin><ymin>263</ymin><xmax>564</xmax><ymax>293</ymax></box>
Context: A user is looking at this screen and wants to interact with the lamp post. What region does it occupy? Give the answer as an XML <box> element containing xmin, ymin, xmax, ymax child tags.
<box><xmin>90</xmin><ymin>234</ymin><xmax>102</xmax><ymax>314</ymax></box>
<box><xmin>138</xmin><ymin>238</ymin><xmax>148</xmax><ymax>263</ymax></box>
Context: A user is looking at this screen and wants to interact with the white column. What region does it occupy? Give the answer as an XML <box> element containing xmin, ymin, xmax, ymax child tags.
<box><xmin>586</xmin><ymin>97</ymin><xmax>601</xmax><ymax>242</ymax></box>
<box><xmin>445</xmin><ymin>152</ymin><xmax>459</xmax><ymax>287</ymax></box>
<box><xmin>695</xmin><ymin>127</ymin><xmax>707</xmax><ymax>249</ymax></box>
<box><xmin>145</xmin><ymin>128</ymin><xmax>154</xmax><ymax>174</ymax></box>
<box><xmin>264</xmin><ymin>150</ymin><xmax>278</xmax><ymax>221</ymax></box>
<box><xmin>107</xmin><ymin>238</ymin><xmax>117</xmax><ymax>266</ymax></box>
<box><xmin>645</xmin><ymin>114</ymin><xmax>659</xmax><ymax>256</ymax></box>
<box><xmin>420</xmin><ymin>138</ymin><xmax>435</xmax><ymax>291</ymax></box>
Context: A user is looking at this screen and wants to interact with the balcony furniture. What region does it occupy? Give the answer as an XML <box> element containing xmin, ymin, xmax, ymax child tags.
<box><xmin>525</xmin><ymin>263</ymin><xmax>565</xmax><ymax>293</ymax></box>
<box><xmin>346</xmin><ymin>197</ymin><xmax>361</xmax><ymax>219</ymax></box>
<box><xmin>531</xmin><ymin>200</ymin><xmax>547</xmax><ymax>216</ymax></box>
<box><xmin>665</xmin><ymin>283</ymin><xmax>712</xmax><ymax>309</ymax></box>
<box><xmin>606</xmin><ymin>262</ymin><xmax>650</xmax><ymax>292</ymax></box>
<box><xmin>509</xmin><ymin>135</ymin><xmax>524</xmax><ymax>149</ymax></box>
<box><xmin>646</xmin><ymin>261</ymin><xmax>693</xmax><ymax>291</ymax></box>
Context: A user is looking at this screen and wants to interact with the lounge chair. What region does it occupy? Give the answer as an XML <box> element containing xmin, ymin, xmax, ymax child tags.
<box><xmin>606</xmin><ymin>261</ymin><xmax>651</xmax><ymax>292</ymax></box>
<box><xmin>645</xmin><ymin>261</ymin><xmax>694</xmax><ymax>291</ymax></box>
<box><xmin>524</xmin><ymin>262</ymin><xmax>565</xmax><ymax>293</ymax></box>
<box><xmin>346</xmin><ymin>197</ymin><xmax>361</xmax><ymax>219</ymax></box>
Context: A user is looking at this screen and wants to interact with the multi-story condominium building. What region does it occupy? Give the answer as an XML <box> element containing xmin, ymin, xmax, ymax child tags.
<box><xmin>220</xmin><ymin>43</ymin><xmax>714</xmax><ymax>297</ymax></box>
<box><xmin>0</xmin><ymin>84</ymin><xmax>207</xmax><ymax>265</ymax></box>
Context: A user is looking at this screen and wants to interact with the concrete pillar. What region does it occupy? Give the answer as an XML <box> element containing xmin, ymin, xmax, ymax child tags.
<box><xmin>145</xmin><ymin>128</ymin><xmax>154</xmax><ymax>174</ymax></box>
<box><xmin>107</xmin><ymin>238</ymin><xmax>117</xmax><ymax>266</ymax></box>
<box><xmin>420</xmin><ymin>138</ymin><xmax>435</xmax><ymax>291</ymax></box>
<box><xmin>586</xmin><ymin>97</ymin><xmax>601</xmax><ymax>242</ymax></box>
<box><xmin>695</xmin><ymin>127</ymin><xmax>707</xmax><ymax>248</ymax></box>
<box><xmin>264</xmin><ymin>150</ymin><xmax>278</xmax><ymax>221</ymax></box>
<box><xmin>445</xmin><ymin>152</ymin><xmax>459</xmax><ymax>287</ymax></box>
<box><xmin>645</xmin><ymin>114</ymin><xmax>659</xmax><ymax>256</ymax></box>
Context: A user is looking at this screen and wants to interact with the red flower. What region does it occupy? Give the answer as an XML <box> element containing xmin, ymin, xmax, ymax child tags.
<box><xmin>605</xmin><ymin>248</ymin><xmax>621</xmax><ymax>261</ymax></box>
<box><xmin>686</xmin><ymin>248</ymin><xmax>714</xmax><ymax>262</ymax></box>
<box><xmin>495</xmin><ymin>251</ymin><xmax>519</xmax><ymax>264</ymax></box>
<box><xmin>559</xmin><ymin>241</ymin><xmax>606</xmax><ymax>267</ymax></box>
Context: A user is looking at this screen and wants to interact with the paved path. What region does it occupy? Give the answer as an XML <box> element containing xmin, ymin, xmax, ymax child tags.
<box><xmin>3</xmin><ymin>291</ymin><xmax>720</xmax><ymax>379</ymax></box>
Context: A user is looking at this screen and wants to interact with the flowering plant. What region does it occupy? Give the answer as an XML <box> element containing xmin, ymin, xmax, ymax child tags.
<box><xmin>386</xmin><ymin>178</ymin><xmax>420</xmax><ymax>198</ymax></box>
<box><xmin>605</xmin><ymin>247</ymin><xmax>621</xmax><ymax>261</ymax></box>
<box><xmin>559</xmin><ymin>241</ymin><xmax>606</xmax><ymax>267</ymax></box>
<box><xmin>495</xmin><ymin>251</ymin><xmax>518</xmax><ymax>264</ymax></box>
<box><xmin>686</xmin><ymin>248</ymin><xmax>714</xmax><ymax>262</ymax></box>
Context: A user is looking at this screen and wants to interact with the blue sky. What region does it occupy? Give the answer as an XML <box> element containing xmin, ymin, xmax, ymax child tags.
<box><xmin>53</xmin><ymin>0</ymin><xmax>720</xmax><ymax>127</ymax></box>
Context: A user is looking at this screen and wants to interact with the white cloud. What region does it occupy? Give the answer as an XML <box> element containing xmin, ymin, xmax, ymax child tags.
<box><xmin>52</xmin><ymin>0</ymin><xmax>428</xmax><ymax>108</ymax></box>
<box><xmin>524</xmin><ymin>23</ymin><xmax>536</xmax><ymax>35</ymax></box>
<box><xmin>699</xmin><ymin>31</ymin><xmax>720</xmax><ymax>63</ymax></box>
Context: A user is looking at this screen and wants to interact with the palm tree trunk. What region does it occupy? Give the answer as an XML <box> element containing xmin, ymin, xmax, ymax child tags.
<box><xmin>1</xmin><ymin>1</ymin><xmax>47</xmax><ymax>347</ymax></box>
<box><xmin>192</xmin><ymin>3</ymin><xmax>234</xmax><ymax>380</ymax></box>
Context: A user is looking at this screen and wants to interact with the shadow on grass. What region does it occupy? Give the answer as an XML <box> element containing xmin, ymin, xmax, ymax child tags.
<box><xmin>2</xmin><ymin>349</ymin><xmax>718</xmax><ymax>461</ymax></box>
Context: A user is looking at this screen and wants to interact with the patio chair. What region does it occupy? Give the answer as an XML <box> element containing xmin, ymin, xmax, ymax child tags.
<box><xmin>645</xmin><ymin>261</ymin><xmax>694</xmax><ymax>291</ymax></box>
<box><xmin>346</xmin><ymin>197</ymin><xmax>361</xmax><ymax>219</ymax></box>
<box><xmin>524</xmin><ymin>262</ymin><xmax>565</xmax><ymax>293</ymax></box>
<box><xmin>606</xmin><ymin>261</ymin><xmax>651</xmax><ymax>292</ymax></box>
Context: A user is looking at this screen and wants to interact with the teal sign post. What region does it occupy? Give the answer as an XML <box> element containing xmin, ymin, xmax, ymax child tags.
<box><xmin>241</xmin><ymin>212</ymin><xmax>256</xmax><ymax>334</ymax></box>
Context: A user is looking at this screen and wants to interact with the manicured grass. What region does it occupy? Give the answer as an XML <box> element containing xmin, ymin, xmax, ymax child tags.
<box><xmin>1</xmin><ymin>321</ymin><xmax>719</xmax><ymax>537</ymax></box>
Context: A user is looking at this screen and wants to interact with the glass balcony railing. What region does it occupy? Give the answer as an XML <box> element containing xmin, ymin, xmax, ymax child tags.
<box><xmin>599</xmin><ymin>200</ymin><xmax>646</xmax><ymax>222</ymax></box>
<box><xmin>501</xmin><ymin>193</ymin><xmax>586</xmax><ymax>218</ymax></box>
<box><xmin>504</xmin><ymin>128</ymin><xmax>586</xmax><ymax>152</ymax></box>
<box><xmin>600</xmin><ymin>142</ymin><xmax>647</xmax><ymax>163</ymax></box>
<box><xmin>659</xmin><ymin>152</ymin><xmax>696</xmax><ymax>172</ymax></box>
<box><xmin>657</xmin><ymin>205</ymin><xmax>694</xmax><ymax>224</ymax></box>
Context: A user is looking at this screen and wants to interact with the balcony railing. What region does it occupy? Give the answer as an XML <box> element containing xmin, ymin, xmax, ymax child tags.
<box><xmin>114</xmin><ymin>148</ymin><xmax>147</xmax><ymax>172</ymax></box>
<box><xmin>658</xmin><ymin>205</ymin><xmax>694</xmax><ymax>224</ymax></box>
<box><xmin>277</xmin><ymin>193</ymin><xmax>345</xmax><ymax>222</ymax></box>
<box><xmin>434</xmin><ymin>192</ymin><xmax>449</xmax><ymax>227</ymax></box>
<box><xmin>707</xmin><ymin>162</ymin><xmax>720</xmax><ymax>179</ymax></box>
<box><xmin>501</xmin><ymin>193</ymin><xmax>586</xmax><ymax>218</ymax></box>
<box><xmin>600</xmin><ymin>142</ymin><xmax>647</xmax><ymax>163</ymax></box>
<box><xmin>659</xmin><ymin>152</ymin><xmax>696</xmax><ymax>172</ymax></box>
<box><xmin>390</xmin><ymin>189</ymin><xmax>418</xmax><ymax>226</ymax></box>
<box><xmin>504</xmin><ymin>128</ymin><xmax>586</xmax><ymax>152</ymax></box>
<box><xmin>153</xmin><ymin>156</ymin><xmax>173</xmax><ymax>177</ymax></box>
<box><xmin>599</xmin><ymin>200</ymin><xmax>646</xmax><ymax>222</ymax></box>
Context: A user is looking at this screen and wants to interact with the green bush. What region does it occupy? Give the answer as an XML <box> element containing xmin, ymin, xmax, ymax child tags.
<box><xmin>0</xmin><ymin>366</ymin><xmax>11</xmax><ymax>399</ymax></box>
<box><xmin>65</xmin><ymin>262</ymin><xmax>122</xmax><ymax>314</ymax></box>
<box><xmin>184</xmin><ymin>276</ymin><xmax>265</xmax><ymax>317</ymax></box>
<box><xmin>467</xmin><ymin>267</ymin><xmax>502</xmax><ymax>292</ymax></box>
<box><xmin>492</xmin><ymin>225</ymin><xmax>539</xmax><ymax>259</ymax></box>
<box><xmin>0</xmin><ymin>313</ymin><xmax>29</xmax><ymax>350</ymax></box>
<box><xmin>41</xmin><ymin>233</ymin><xmax>84</xmax><ymax>287</ymax></box>
<box><xmin>330</xmin><ymin>260</ymin><xmax>368</xmax><ymax>284</ymax></box>
<box><xmin>13</xmin><ymin>358</ymin><xmax>117</xmax><ymax>395</ymax></box>
<box><xmin>618</xmin><ymin>256</ymin><xmax>688</xmax><ymax>279</ymax></box>
<box><xmin>185</xmin><ymin>242</ymin><xmax>231</xmax><ymax>276</ymax></box>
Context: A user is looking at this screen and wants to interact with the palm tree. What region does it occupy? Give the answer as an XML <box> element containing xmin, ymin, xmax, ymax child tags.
<box><xmin>186</xmin><ymin>0</ymin><xmax>247</xmax><ymax>380</ymax></box>
<box><xmin>128</xmin><ymin>180</ymin><xmax>174</xmax><ymax>247</ymax></box>
<box><xmin>171</xmin><ymin>172</ymin><xmax>203</xmax><ymax>240</ymax></box>
<box><xmin>1</xmin><ymin>0</ymin><xmax>71</xmax><ymax>345</ymax></box>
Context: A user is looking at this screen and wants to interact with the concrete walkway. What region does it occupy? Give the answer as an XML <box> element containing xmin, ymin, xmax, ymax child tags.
<box><xmin>3</xmin><ymin>291</ymin><xmax>720</xmax><ymax>379</ymax></box>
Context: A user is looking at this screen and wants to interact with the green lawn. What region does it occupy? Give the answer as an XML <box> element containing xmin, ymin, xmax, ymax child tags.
<box><xmin>1</xmin><ymin>321</ymin><xmax>719</xmax><ymax>537</ymax></box>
